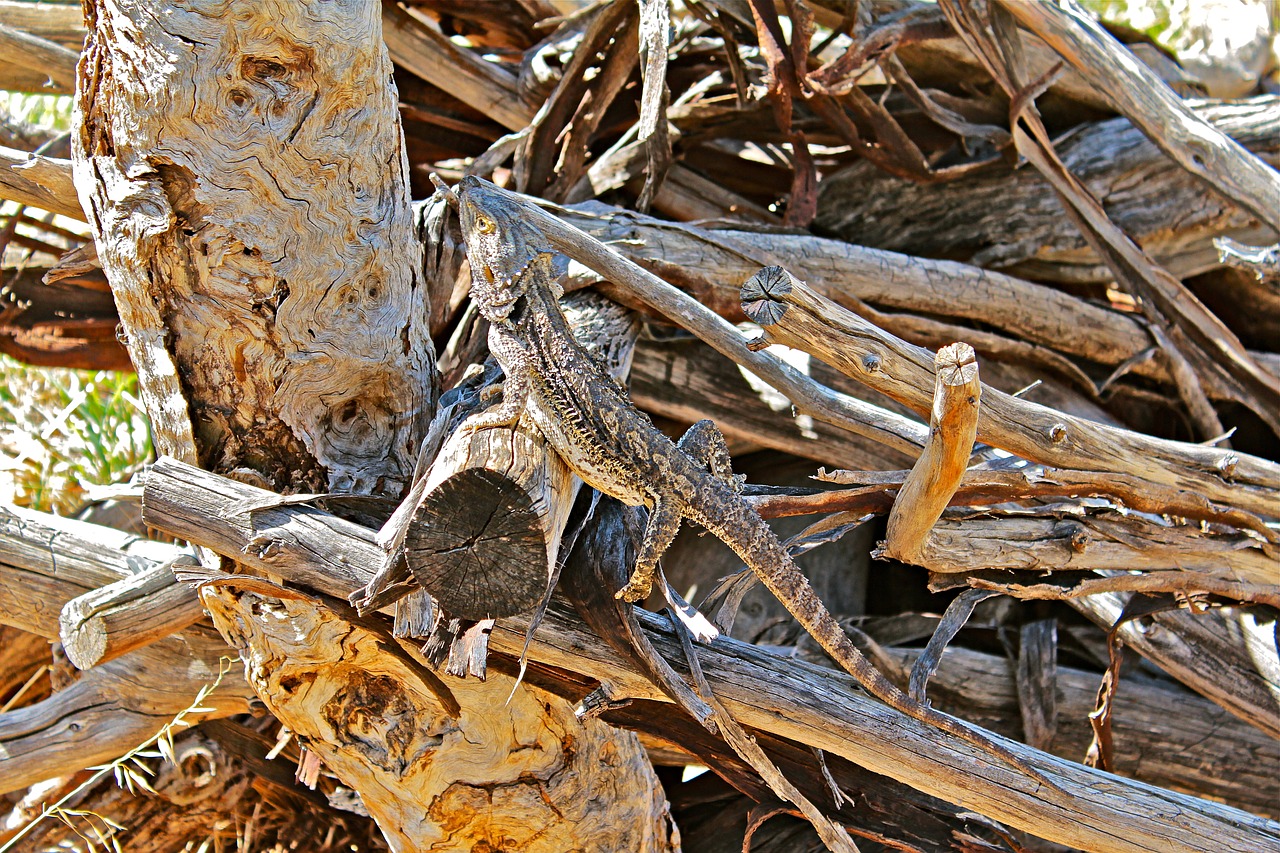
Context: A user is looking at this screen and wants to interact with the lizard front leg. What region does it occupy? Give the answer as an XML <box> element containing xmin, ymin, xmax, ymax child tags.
<box><xmin>679</xmin><ymin>419</ymin><xmax>745</xmax><ymax>492</ymax></box>
<box><xmin>459</xmin><ymin>326</ymin><xmax>532</xmax><ymax>433</ymax></box>
<box><xmin>616</xmin><ymin>493</ymin><xmax>682</xmax><ymax>602</ymax></box>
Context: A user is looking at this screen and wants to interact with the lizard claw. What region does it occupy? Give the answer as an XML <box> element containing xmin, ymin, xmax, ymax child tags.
<box><xmin>615</xmin><ymin>579</ymin><xmax>652</xmax><ymax>603</ymax></box>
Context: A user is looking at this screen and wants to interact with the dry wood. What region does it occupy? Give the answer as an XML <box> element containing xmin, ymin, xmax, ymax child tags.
<box><xmin>58</xmin><ymin>556</ymin><xmax>205</xmax><ymax>670</ymax></box>
<box><xmin>1016</xmin><ymin>619</ymin><xmax>1060</xmax><ymax>753</ymax></box>
<box><xmin>549</xmin><ymin>196</ymin><xmax>1266</xmax><ymax>399</ymax></box>
<box><xmin>0</xmin><ymin>1</ymin><xmax>83</xmax><ymax>95</ymax></box>
<box><xmin>6</xmin><ymin>148</ymin><xmax>1256</xmax><ymax>400</ymax></box>
<box><xmin>382</xmin><ymin>2</ymin><xmax>764</xmax><ymax>223</ymax></box>
<box><xmin>999</xmin><ymin>0</ymin><xmax>1280</xmax><ymax>235</ymax></box>
<box><xmin>916</xmin><ymin>509</ymin><xmax>1275</xmax><ymax>585</ymax></box>
<box><xmin>139</xmin><ymin>456</ymin><xmax>1280</xmax><ymax>853</ymax></box>
<box><xmin>68</xmin><ymin>4</ymin><xmax>675</xmax><ymax>848</ymax></box>
<box><xmin>0</xmin><ymin>22</ymin><xmax>78</xmax><ymax>94</ymax></box>
<box><xmin>802</xmin><ymin>467</ymin><xmax>1278</xmax><ymax>545</ymax></box>
<box><xmin>0</xmin><ymin>145</ymin><xmax>82</xmax><ymax>221</ymax></box>
<box><xmin>883</xmin><ymin>341</ymin><xmax>981</xmax><ymax>563</ymax></box>
<box><xmin>0</xmin><ymin>502</ymin><xmax>187</xmax><ymax>638</ymax></box>
<box><xmin>0</xmin><ymin>628</ymin><xmax>254</xmax><ymax>796</ymax></box>
<box><xmin>0</xmin><ymin>628</ymin><xmax>50</xmax><ymax>711</ymax></box>
<box><xmin>7</xmin><ymin>498</ymin><xmax>1274</xmax><ymax>817</ymax></box>
<box><xmin>516</xmin><ymin>0</ymin><xmax>636</xmax><ymax>197</ymax></box>
<box><xmin>935</xmin><ymin>0</ymin><xmax>1276</xmax><ymax>440</ymax></box>
<box><xmin>0</xmin><ymin>503</ymin><xmax>256</xmax><ymax>794</ymax></box>
<box><xmin>1069</xmin><ymin>592</ymin><xmax>1280</xmax><ymax>740</ymax></box>
<box><xmin>74</xmin><ymin>0</ymin><xmax>434</xmax><ymax>488</ymax></box>
<box><xmin>630</xmin><ymin>335</ymin><xmax>916</xmax><ymax>471</ymax></box>
<box><xmin>198</xmin><ymin>579</ymin><xmax>676</xmax><ymax>853</ymax></box>
<box><xmin>5</xmin><ymin>1</ymin><xmax>1278</xmax><ymax>848</ymax></box>
<box><xmin>875</xmin><ymin>640</ymin><xmax>1279</xmax><ymax>817</ymax></box>
<box><xmin>739</xmin><ymin>266</ymin><xmax>1280</xmax><ymax>518</ymax></box>
<box><xmin>823</xmin><ymin>0</ymin><xmax>1121</xmax><ymax>116</ymax></box>
<box><xmin>1</xmin><ymin>731</ymin><xmax>255</xmax><ymax>852</ymax></box>
<box><xmin>815</xmin><ymin>98</ymin><xmax>1280</xmax><ymax>285</ymax></box>
<box><xmin>0</xmin><ymin>263</ymin><xmax>126</xmax><ymax>371</ymax></box>
<box><xmin>1005</xmin><ymin>119</ymin><xmax>1273</xmax><ymax>438</ymax></box>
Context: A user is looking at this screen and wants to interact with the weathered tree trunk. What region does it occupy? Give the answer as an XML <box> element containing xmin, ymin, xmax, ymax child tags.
<box><xmin>66</xmin><ymin>1</ymin><xmax>672</xmax><ymax>849</ymax></box>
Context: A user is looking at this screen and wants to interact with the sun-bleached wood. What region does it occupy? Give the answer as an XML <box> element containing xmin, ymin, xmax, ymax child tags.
<box><xmin>1070</xmin><ymin>592</ymin><xmax>1280</xmax><ymax>740</ymax></box>
<box><xmin>198</xmin><ymin>581</ymin><xmax>677</xmax><ymax>853</ymax></box>
<box><xmin>548</xmin><ymin>199</ymin><xmax>1199</xmax><ymax>392</ymax></box>
<box><xmin>883</xmin><ymin>342</ymin><xmax>981</xmax><ymax>563</ymax></box>
<box><xmin>8</xmin><ymin>146</ymin><xmax>1258</xmax><ymax>402</ymax></box>
<box><xmin>1</xmin><ymin>731</ymin><xmax>256</xmax><ymax>852</ymax></box>
<box><xmin>381</xmin><ymin>2</ymin><xmax>764</xmax><ymax>224</ymax></box>
<box><xmin>918</xmin><ymin>511</ymin><xmax>1275</xmax><ymax>586</ymax></box>
<box><xmin>0</xmin><ymin>502</ymin><xmax>188</xmax><ymax>638</ymax></box>
<box><xmin>0</xmin><ymin>0</ymin><xmax>82</xmax><ymax>94</ymax></box>
<box><xmin>877</xmin><ymin>641</ymin><xmax>1279</xmax><ymax>817</ymax></box>
<box><xmin>0</xmin><ymin>21</ymin><xmax>78</xmax><ymax>93</ymax></box>
<box><xmin>999</xmin><ymin>0</ymin><xmax>1280</xmax><ymax>234</ymax></box>
<box><xmin>630</xmin><ymin>336</ymin><xmax>917</xmax><ymax>471</ymax></box>
<box><xmin>0</xmin><ymin>503</ymin><xmax>254</xmax><ymax>794</ymax></box>
<box><xmin>139</xmin><ymin>457</ymin><xmax>1280</xmax><ymax>853</ymax></box>
<box><xmin>815</xmin><ymin>98</ymin><xmax>1279</xmax><ymax>285</ymax></box>
<box><xmin>59</xmin><ymin>558</ymin><xmax>205</xmax><ymax>670</ymax></box>
<box><xmin>739</xmin><ymin>266</ymin><xmax>1280</xmax><ymax>518</ymax></box>
<box><xmin>74</xmin><ymin>0</ymin><xmax>434</xmax><ymax>489</ymax></box>
<box><xmin>0</xmin><ymin>629</ymin><xmax>255</xmax><ymax>796</ymax></box>
<box><xmin>0</xmin><ymin>145</ymin><xmax>82</xmax><ymax>221</ymax></box>
<box><xmin>70</xmin><ymin>3</ymin><xmax>672</xmax><ymax>847</ymax></box>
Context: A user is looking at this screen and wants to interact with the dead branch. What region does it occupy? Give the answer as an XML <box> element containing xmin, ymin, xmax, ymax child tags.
<box><xmin>740</xmin><ymin>265</ymin><xmax>1280</xmax><ymax>517</ymax></box>
<box><xmin>1069</xmin><ymin>592</ymin><xmax>1280</xmax><ymax>740</ymax></box>
<box><xmin>814</xmin><ymin>98</ymin><xmax>1279</xmax><ymax>285</ymax></box>
<box><xmin>999</xmin><ymin>0</ymin><xmax>1280</xmax><ymax>234</ymax></box>
<box><xmin>59</xmin><ymin>555</ymin><xmax>205</xmax><ymax>670</ymax></box>
<box><xmin>138</xmin><ymin>456</ymin><xmax>1280</xmax><ymax>853</ymax></box>
<box><xmin>883</xmin><ymin>342</ymin><xmax>981</xmax><ymax>563</ymax></box>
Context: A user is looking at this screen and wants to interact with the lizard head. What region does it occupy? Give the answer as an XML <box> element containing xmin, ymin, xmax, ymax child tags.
<box><xmin>454</xmin><ymin>176</ymin><xmax>559</xmax><ymax>322</ymax></box>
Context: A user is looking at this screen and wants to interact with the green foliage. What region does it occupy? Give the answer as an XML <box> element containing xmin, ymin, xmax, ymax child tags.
<box><xmin>0</xmin><ymin>356</ymin><xmax>153</xmax><ymax>514</ymax></box>
<box><xmin>0</xmin><ymin>91</ymin><xmax>74</xmax><ymax>133</ymax></box>
<box><xmin>1080</xmin><ymin>0</ymin><xmax>1277</xmax><ymax>55</ymax></box>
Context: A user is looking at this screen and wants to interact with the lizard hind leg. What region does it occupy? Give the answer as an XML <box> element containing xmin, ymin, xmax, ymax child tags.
<box><xmin>616</xmin><ymin>494</ymin><xmax>683</xmax><ymax>602</ymax></box>
<box><xmin>678</xmin><ymin>419</ymin><xmax>744</xmax><ymax>492</ymax></box>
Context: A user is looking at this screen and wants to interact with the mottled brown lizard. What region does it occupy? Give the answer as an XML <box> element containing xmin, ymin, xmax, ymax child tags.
<box><xmin>436</xmin><ymin>174</ymin><xmax>1053</xmax><ymax>791</ymax></box>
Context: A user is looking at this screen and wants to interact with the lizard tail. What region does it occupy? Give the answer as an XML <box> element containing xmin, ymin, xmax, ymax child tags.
<box><xmin>691</xmin><ymin>493</ymin><xmax>1057</xmax><ymax>791</ymax></box>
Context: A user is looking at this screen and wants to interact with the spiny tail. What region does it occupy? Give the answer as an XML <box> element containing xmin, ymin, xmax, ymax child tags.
<box><xmin>691</xmin><ymin>490</ymin><xmax>1057</xmax><ymax>791</ymax></box>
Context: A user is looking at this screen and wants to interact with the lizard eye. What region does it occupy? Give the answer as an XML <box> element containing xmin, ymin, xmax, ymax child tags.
<box><xmin>474</xmin><ymin>214</ymin><xmax>496</xmax><ymax>235</ymax></box>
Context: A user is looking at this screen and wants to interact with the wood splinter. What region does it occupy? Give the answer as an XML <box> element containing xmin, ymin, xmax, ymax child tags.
<box><xmin>882</xmin><ymin>342</ymin><xmax>982</xmax><ymax>565</ymax></box>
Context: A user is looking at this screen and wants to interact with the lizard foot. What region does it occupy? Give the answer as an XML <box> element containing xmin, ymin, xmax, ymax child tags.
<box><xmin>458</xmin><ymin>412</ymin><xmax>521</xmax><ymax>435</ymax></box>
<box><xmin>615</xmin><ymin>578</ymin><xmax>653</xmax><ymax>602</ymax></box>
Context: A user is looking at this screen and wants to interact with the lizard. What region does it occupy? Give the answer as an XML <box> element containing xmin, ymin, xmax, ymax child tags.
<box><xmin>436</xmin><ymin>173</ymin><xmax>1054</xmax><ymax>791</ymax></box>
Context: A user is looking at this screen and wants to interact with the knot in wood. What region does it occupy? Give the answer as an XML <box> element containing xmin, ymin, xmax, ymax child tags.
<box><xmin>1216</xmin><ymin>453</ymin><xmax>1238</xmax><ymax>479</ymax></box>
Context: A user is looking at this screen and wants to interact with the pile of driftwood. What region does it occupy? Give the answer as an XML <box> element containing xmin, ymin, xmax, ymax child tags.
<box><xmin>1</xmin><ymin>1</ymin><xmax>1277</xmax><ymax>851</ymax></box>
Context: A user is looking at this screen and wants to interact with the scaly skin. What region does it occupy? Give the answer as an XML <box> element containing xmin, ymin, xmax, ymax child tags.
<box><xmin>446</xmin><ymin>174</ymin><xmax>1053</xmax><ymax>791</ymax></box>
